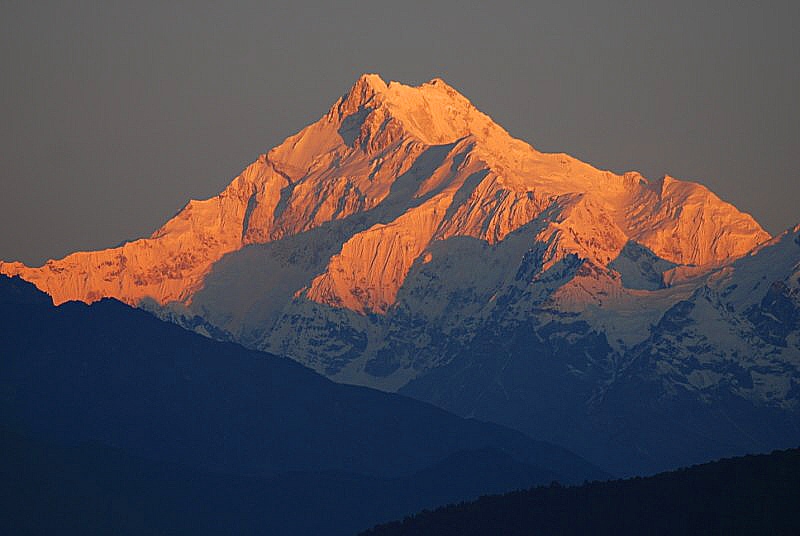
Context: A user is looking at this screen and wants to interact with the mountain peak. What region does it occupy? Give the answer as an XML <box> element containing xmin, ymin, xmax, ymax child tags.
<box><xmin>426</xmin><ymin>76</ymin><xmax>449</xmax><ymax>86</ymax></box>
<box><xmin>351</xmin><ymin>73</ymin><xmax>389</xmax><ymax>99</ymax></box>
<box><xmin>336</xmin><ymin>73</ymin><xmax>389</xmax><ymax>116</ymax></box>
<box><xmin>357</xmin><ymin>72</ymin><xmax>387</xmax><ymax>89</ymax></box>
<box><xmin>346</xmin><ymin>73</ymin><xmax>463</xmax><ymax>101</ymax></box>
<box><xmin>333</xmin><ymin>73</ymin><xmax>509</xmax><ymax>147</ymax></box>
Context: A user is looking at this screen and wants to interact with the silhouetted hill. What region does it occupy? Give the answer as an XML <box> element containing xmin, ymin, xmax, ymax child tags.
<box><xmin>0</xmin><ymin>275</ymin><xmax>604</xmax><ymax>534</ymax></box>
<box><xmin>363</xmin><ymin>448</ymin><xmax>800</xmax><ymax>536</ymax></box>
<box><xmin>0</xmin><ymin>426</ymin><xmax>570</xmax><ymax>535</ymax></box>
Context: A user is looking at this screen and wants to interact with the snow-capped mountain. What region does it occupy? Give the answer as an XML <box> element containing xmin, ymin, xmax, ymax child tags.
<box><xmin>401</xmin><ymin>224</ymin><xmax>800</xmax><ymax>474</ymax></box>
<box><xmin>3</xmin><ymin>74</ymin><xmax>797</xmax><ymax>474</ymax></box>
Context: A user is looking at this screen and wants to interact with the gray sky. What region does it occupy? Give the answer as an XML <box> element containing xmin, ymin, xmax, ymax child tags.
<box><xmin>2</xmin><ymin>1</ymin><xmax>798</xmax><ymax>266</ymax></box>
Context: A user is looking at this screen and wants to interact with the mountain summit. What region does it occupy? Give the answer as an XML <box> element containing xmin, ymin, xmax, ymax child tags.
<box><xmin>2</xmin><ymin>75</ymin><xmax>797</xmax><ymax>474</ymax></box>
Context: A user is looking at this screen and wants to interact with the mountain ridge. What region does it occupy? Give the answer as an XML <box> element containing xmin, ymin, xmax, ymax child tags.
<box><xmin>362</xmin><ymin>447</ymin><xmax>800</xmax><ymax>536</ymax></box>
<box><xmin>0</xmin><ymin>73</ymin><xmax>769</xmax><ymax>310</ymax></box>
<box><xmin>0</xmin><ymin>274</ymin><xmax>606</xmax><ymax>535</ymax></box>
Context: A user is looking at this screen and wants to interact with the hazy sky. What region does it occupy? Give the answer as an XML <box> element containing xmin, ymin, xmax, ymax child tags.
<box><xmin>2</xmin><ymin>1</ymin><xmax>798</xmax><ymax>265</ymax></box>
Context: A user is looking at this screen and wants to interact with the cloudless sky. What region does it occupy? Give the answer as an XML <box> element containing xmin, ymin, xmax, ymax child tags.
<box><xmin>2</xmin><ymin>1</ymin><xmax>798</xmax><ymax>265</ymax></box>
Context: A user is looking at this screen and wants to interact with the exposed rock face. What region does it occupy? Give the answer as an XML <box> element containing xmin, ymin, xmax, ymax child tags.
<box><xmin>4</xmin><ymin>74</ymin><xmax>796</xmax><ymax>475</ymax></box>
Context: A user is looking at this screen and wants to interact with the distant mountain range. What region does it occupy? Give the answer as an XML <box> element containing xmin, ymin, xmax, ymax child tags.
<box><xmin>0</xmin><ymin>276</ymin><xmax>606</xmax><ymax>535</ymax></box>
<box><xmin>0</xmin><ymin>275</ymin><xmax>603</xmax><ymax>535</ymax></box>
<box><xmin>362</xmin><ymin>447</ymin><xmax>800</xmax><ymax>536</ymax></box>
<box><xmin>2</xmin><ymin>74</ymin><xmax>798</xmax><ymax>475</ymax></box>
